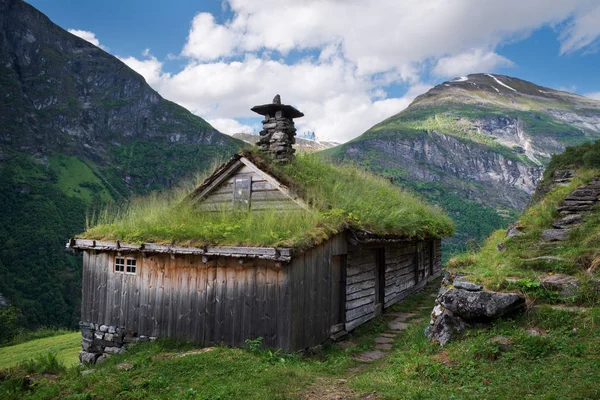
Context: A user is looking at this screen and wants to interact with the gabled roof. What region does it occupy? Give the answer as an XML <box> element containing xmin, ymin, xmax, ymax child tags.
<box><xmin>187</xmin><ymin>154</ymin><xmax>308</xmax><ymax>210</ymax></box>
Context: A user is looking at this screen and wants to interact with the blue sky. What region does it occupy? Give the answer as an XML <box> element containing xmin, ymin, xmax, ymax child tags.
<box><xmin>28</xmin><ymin>0</ymin><xmax>600</xmax><ymax>142</ymax></box>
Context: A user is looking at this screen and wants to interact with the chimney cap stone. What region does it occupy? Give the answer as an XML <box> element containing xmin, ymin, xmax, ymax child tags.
<box><xmin>251</xmin><ymin>95</ymin><xmax>304</xmax><ymax>119</ymax></box>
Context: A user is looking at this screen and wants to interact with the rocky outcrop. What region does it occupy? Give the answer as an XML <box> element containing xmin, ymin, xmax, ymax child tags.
<box><xmin>79</xmin><ymin>321</ymin><xmax>156</xmax><ymax>364</ymax></box>
<box><xmin>426</xmin><ymin>274</ymin><xmax>525</xmax><ymax>345</ymax></box>
<box><xmin>345</xmin><ymin>131</ymin><xmax>542</xmax><ymax>211</ymax></box>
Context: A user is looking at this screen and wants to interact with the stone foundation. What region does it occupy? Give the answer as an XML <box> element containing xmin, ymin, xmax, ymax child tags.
<box><xmin>79</xmin><ymin>321</ymin><xmax>156</xmax><ymax>364</ymax></box>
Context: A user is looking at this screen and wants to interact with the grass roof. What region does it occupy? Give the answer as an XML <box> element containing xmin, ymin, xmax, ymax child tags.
<box><xmin>81</xmin><ymin>151</ymin><xmax>454</xmax><ymax>249</ymax></box>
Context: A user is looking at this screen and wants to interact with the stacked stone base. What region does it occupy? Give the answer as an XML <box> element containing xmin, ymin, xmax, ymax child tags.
<box><xmin>79</xmin><ymin>321</ymin><xmax>156</xmax><ymax>364</ymax></box>
<box><xmin>258</xmin><ymin>111</ymin><xmax>296</xmax><ymax>162</ymax></box>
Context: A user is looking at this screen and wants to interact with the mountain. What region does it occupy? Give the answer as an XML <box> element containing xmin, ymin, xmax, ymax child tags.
<box><xmin>0</xmin><ymin>0</ymin><xmax>242</xmax><ymax>328</ymax></box>
<box><xmin>232</xmin><ymin>132</ymin><xmax>339</xmax><ymax>152</ymax></box>
<box><xmin>326</xmin><ymin>73</ymin><xmax>600</xmax><ymax>256</ymax></box>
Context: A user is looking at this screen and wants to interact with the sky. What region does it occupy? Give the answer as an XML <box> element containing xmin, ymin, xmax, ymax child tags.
<box><xmin>28</xmin><ymin>0</ymin><xmax>600</xmax><ymax>143</ymax></box>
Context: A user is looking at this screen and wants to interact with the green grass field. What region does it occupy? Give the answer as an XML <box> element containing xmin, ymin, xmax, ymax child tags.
<box><xmin>0</xmin><ymin>332</ymin><xmax>81</xmax><ymax>371</ymax></box>
<box><xmin>1</xmin><ymin>282</ymin><xmax>599</xmax><ymax>399</ymax></box>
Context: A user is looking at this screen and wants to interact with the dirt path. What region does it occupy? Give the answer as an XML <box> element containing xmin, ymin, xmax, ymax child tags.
<box><xmin>301</xmin><ymin>282</ymin><xmax>439</xmax><ymax>400</ymax></box>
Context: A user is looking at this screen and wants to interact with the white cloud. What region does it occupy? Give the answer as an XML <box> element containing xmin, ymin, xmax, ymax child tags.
<box><xmin>118</xmin><ymin>51</ymin><xmax>166</xmax><ymax>86</ymax></box>
<box><xmin>67</xmin><ymin>29</ymin><xmax>107</xmax><ymax>50</ymax></box>
<box><xmin>116</xmin><ymin>0</ymin><xmax>600</xmax><ymax>143</ymax></box>
<box><xmin>207</xmin><ymin>118</ymin><xmax>256</xmax><ymax>134</ymax></box>
<box><xmin>559</xmin><ymin>4</ymin><xmax>600</xmax><ymax>54</ymax></box>
<box><xmin>433</xmin><ymin>49</ymin><xmax>515</xmax><ymax>78</ymax></box>
<box><xmin>584</xmin><ymin>92</ymin><xmax>600</xmax><ymax>100</ymax></box>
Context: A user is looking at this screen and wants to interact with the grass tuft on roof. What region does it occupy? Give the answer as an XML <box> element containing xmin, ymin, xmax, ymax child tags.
<box><xmin>81</xmin><ymin>151</ymin><xmax>454</xmax><ymax>249</ymax></box>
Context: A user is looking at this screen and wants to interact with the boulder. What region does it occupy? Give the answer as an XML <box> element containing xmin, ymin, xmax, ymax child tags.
<box><xmin>439</xmin><ymin>288</ymin><xmax>525</xmax><ymax>320</ymax></box>
<box><xmin>541</xmin><ymin>229</ymin><xmax>571</xmax><ymax>242</ymax></box>
<box><xmin>541</xmin><ymin>274</ymin><xmax>580</xmax><ymax>298</ymax></box>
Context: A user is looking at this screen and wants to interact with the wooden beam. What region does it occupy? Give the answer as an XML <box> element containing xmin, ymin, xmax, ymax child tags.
<box><xmin>67</xmin><ymin>239</ymin><xmax>294</xmax><ymax>262</ymax></box>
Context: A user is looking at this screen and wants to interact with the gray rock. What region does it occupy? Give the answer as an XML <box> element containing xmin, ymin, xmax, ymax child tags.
<box><xmin>426</xmin><ymin>309</ymin><xmax>466</xmax><ymax>346</ymax></box>
<box><xmin>439</xmin><ymin>288</ymin><xmax>525</xmax><ymax>320</ymax></box>
<box><xmin>506</xmin><ymin>225</ymin><xmax>523</xmax><ymax>238</ymax></box>
<box><xmin>352</xmin><ymin>350</ymin><xmax>387</xmax><ymax>362</ymax></box>
<box><xmin>388</xmin><ymin>320</ymin><xmax>410</xmax><ymax>331</ymax></box>
<box><xmin>552</xmin><ymin>214</ymin><xmax>582</xmax><ymax>228</ymax></box>
<box><xmin>541</xmin><ymin>229</ymin><xmax>571</xmax><ymax>242</ymax></box>
<box><xmin>81</xmin><ymin>328</ymin><xmax>94</xmax><ymax>341</ymax></box>
<box><xmin>489</xmin><ymin>335</ymin><xmax>513</xmax><ymax>352</ymax></box>
<box><xmin>104</xmin><ymin>333</ymin><xmax>114</xmax><ymax>342</ymax></box>
<box><xmin>374</xmin><ymin>337</ymin><xmax>393</xmax><ymax>344</ymax></box>
<box><xmin>79</xmin><ymin>351</ymin><xmax>99</xmax><ymax>365</ymax></box>
<box><xmin>541</xmin><ymin>274</ymin><xmax>580</xmax><ymax>298</ymax></box>
<box><xmin>104</xmin><ymin>346</ymin><xmax>123</xmax><ymax>354</ymax></box>
<box><xmin>99</xmin><ymin>325</ymin><xmax>108</xmax><ymax>333</ymax></box>
<box><xmin>108</xmin><ymin>326</ymin><xmax>116</xmax><ymax>334</ymax></box>
<box><xmin>453</xmin><ymin>281</ymin><xmax>483</xmax><ymax>291</ymax></box>
<box><xmin>96</xmin><ymin>354</ymin><xmax>109</xmax><ymax>364</ymax></box>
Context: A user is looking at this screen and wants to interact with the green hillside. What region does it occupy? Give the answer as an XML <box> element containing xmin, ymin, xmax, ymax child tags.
<box><xmin>0</xmin><ymin>0</ymin><xmax>243</xmax><ymax>331</ymax></box>
<box><xmin>327</xmin><ymin>74</ymin><xmax>600</xmax><ymax>259</ymax></box>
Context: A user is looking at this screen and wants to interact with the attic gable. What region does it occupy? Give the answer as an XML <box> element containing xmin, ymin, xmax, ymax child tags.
<box><xmin>190</xmin><ymin>155</ymin><xmax>308</xmax><ymax>212</ymax></box>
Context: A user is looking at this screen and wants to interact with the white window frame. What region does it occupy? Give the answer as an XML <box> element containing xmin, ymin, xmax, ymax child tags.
<box><xmin>115</xmin><ymin>256</ymin><xmax>137</xmax><ymax>275</ymax></box>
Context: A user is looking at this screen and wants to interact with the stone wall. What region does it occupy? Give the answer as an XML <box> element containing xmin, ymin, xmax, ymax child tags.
<box><xmin>79</xmin><ymin>321</ymin><xmax>157</xmax><ymax>364</ymax></box>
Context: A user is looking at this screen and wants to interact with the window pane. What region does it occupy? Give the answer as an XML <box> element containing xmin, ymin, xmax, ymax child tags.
<box><xmin>115</xmin><ymin>257</ymin><xmax>125</xmax><ymax>272</ymax></box>
<box><xmin>233</xmin><ymin>176</ymin><xmax>251</xmax><ymax>209</ymax></box>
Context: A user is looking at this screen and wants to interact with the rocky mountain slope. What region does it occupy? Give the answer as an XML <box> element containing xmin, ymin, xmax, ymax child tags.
<box><xmin>326</xmin><ymin>73</ymin><xmax>600</xmax><ymax>255</ymax></box>
<box><xmin>232</xmin><ymin>132</ymin><xmax>339</xmax><ymax>152</ymax></box>
<box><xmin>0</xmin><ymin>0</ymin><xmax>241</xmax><ymax>327</ymax></box>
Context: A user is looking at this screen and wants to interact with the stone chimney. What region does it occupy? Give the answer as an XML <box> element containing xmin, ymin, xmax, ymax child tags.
<box><xmin>251</xmin><ymin>94</ymin><xmax>304</xmax><ymax>163</ymax></box>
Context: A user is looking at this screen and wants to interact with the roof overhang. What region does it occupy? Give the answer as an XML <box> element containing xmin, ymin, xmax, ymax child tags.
<box><xmin>67</xmin><ymin>239</ymin><xmax>293</xmax><ymax>262</ymax></box>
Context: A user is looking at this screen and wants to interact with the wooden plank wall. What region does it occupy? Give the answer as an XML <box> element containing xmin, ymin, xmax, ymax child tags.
<box><xmin>81</xmin><ymin>252</ymin><xmax>292</xmax><ymax>349</ymax></box>
<box><xmin>288</xmin><ymin>234</ymin><xmax>347</xmax><ymax>350</ymax></box>
<box><xmin>344</xmin><ymin>246</ymin><xmax>378</xmax><ymax>331</ymax></box>
<box><xmin>383</xmin><ymin>242</ymin><xmax>417</xmax><ymax>308</ymax></box>
<box><xmin>344</xmin><ymin>239</ymin><xmax>441</xmax><ymax>331</ymax></box>
<box><xmin>198</xmin><ymin>165</ymin><xmax>301</xmax><ymax>212</ymax></box>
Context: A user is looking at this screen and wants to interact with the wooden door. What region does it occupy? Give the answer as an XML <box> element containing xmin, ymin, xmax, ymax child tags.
<box><xmin>330</xmin><ymin>255</ymin><xmax>346</xmax><ymax>334</ymax></box>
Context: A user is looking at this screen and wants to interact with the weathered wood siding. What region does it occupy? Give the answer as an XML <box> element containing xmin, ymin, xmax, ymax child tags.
<box><xmin>344</xmin><ymin>239</ymin><xmax>442</xmax><ymax>331</ymax></box>
<box><xmin>287</xmin><ymin>234</ymin><xmax>347</xmax><ymax>350</ymax></box>
<box><xmin>345</xmin><ymin>245</ymin><xmax>379</xmax><ymax>331</ymax></box>
<box><xmin>81</xmin><ymin>252</ymin><xmax>292</xmax><ymax>349</ymax></box>
<box><xmin>81</xmin><ymin>236</ymin><xmax>442</xmax><ymax>351</ymax></box>
<box><xmin>198</xmin><ymin>165</ymin><xmax>300</xmax><ymax>212</ymax></box>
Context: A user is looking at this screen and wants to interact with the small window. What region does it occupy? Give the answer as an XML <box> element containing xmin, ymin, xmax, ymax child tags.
<box><xmin>115</xmin><ymin>257</ymin><xmax>136</xmax><ymax>274</ymax></box>
<box><xmin>126</xmin><ymin>259</ymin><xmax>137</xmax><ymax>274</ymax></box>
<box><xmin>233</xmin><ymin>176</ymin><xmax>251</xmax><ymax>209</ymax></box>
<box><xmin>115</xmin><ymin>257</ymin><xmax>125</xmax><ymax>273</ymax></box>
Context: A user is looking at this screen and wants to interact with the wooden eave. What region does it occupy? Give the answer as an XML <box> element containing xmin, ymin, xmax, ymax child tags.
<box><xmin>67</xmin><ymin>239</ymin><xmax>293</xmax><ymax>262</ymax></box>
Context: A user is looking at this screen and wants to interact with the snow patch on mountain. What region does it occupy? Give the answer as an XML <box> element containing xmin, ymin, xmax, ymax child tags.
<box><xmin>485</xmin><ymin>74</ymin><xmax>517</xmax><ymax>92</ymax></box>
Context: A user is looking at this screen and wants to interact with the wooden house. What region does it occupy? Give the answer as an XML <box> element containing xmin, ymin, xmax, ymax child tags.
<box><xmin>70</xmin><ymin>96</ymin><xmax>451</xmax><ymax>364</ymax></box>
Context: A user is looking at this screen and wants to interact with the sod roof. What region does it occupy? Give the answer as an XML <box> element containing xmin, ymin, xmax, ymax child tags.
<box><xmin>80</xmin><ymin>150</ymin><xmax>454</xmax><ymax>249</ymax></box>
